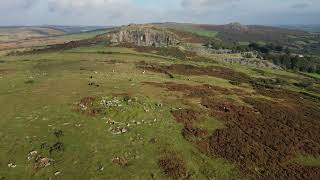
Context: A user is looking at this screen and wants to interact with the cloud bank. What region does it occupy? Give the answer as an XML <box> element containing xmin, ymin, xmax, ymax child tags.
<box><xmin>0</xmin><ymin>0</ymin><xmax>319</xmax><ymax>26</ymax></box>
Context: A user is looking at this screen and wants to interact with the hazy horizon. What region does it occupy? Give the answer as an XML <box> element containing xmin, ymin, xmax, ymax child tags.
<box><xmin>1</xmin><ymin>22</ymin><xmax>320</xmax><ymax>28</ymax></box>
<box><xmin>0</xmin><ymin>0</ymin><xmax>319</xmax><ymax>26</ymax></box>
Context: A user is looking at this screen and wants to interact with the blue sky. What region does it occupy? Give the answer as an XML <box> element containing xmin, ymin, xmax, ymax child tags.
<box><xmin>0</xmin><ymin>0</ymin><xmax>319</xmax><ymax>26</ymax></box>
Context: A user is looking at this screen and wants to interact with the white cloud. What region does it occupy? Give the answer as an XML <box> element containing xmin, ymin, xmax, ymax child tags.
<box><xmin>0</xmin><ymin>0</ymin><xmax>319</xmax><ymax>25</ymax></box>
<box><xmin>0</xmin><ymin>0</ymin><xmax>39</xmax><ymax>9</ymax></box>
<box><xmin>47</xmin><ymin>0</ymin><xmax>132</xmax><ymax>13</ymax></box>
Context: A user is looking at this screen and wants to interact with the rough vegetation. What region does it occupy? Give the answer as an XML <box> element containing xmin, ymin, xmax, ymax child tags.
<box><xmin>0</xmin><ymin>23</ymin><xmax>320</xmax><ymax>180</ymax></box>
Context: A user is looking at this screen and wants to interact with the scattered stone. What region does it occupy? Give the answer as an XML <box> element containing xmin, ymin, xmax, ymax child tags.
<box><xmin>144</xmin><ymin>107</ymin><xmax>149</xmax><ymax>112</ymax></box>
<box><xmin>101</xmin><ymin>97</ymin><xmax>124</xmax><ymax>108</ymax></box>
<box><xmin>30</xmin><ymin>150</ymin><xmax>38</xmax><ymax>156</ymax></box>
<box><xmin>111</xmin><ymin>156</ymin><xmax>129</xmax><ymax>167</ymax></box>
<box><xmin>8</xmin><ymin>163</ymin><xmax>17</xmax><ymax>168</ymax></box>
<box><xmin>109</xmin><ymin>127</ymin><xmax>129</xmax><ymax>135</ymax></box>
<box><xmin>121</xmin><ymin>128</ymin><xmax>128</xmax><ymax>133</ymax></box>
<box><xmin>34</xmin><ymin>157</ymin><xmax>53</xmax><ymax>169</ymax></box>
<box><xmin>54</xmin><ymin>171</ymin><xmax>61</xmax><ymax>176</ymax></box>
<box><xmin>97</xmin><ymin>165</ymin><xmax>104</xmax><ymax>171</ymax></box>
<box><xmin>27</xmin><ymin>150</ymin><xmax>38</xmax><ymax>161</ymax></box>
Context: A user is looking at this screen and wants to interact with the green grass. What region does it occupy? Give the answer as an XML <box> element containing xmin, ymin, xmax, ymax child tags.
<box><xmin>0</xmin><ymin>46</ymin><xmax>242</xmax><ymax>179</ymax></box>
<box><xmin>1</xmin><ymin>44</ymin><xmax>319</xmax><ymax>179</ymax></box>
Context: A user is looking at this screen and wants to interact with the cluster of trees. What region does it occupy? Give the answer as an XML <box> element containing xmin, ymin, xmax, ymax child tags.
<box><xmin>264</xmin><ymin>53</ymin><xmax>320</xmax><ymax>73</ymax></box>
<box><xmin>247</xmin><ymin>42</ymin><xmax>320</xmax><ymax>74</ymax></box>
<box><xmin>203</xmin><ymin>41</ymin><xmax>320</xmax><ymax>74</ymax></box>
<box><xmin>248</xmin><ymin>43</ymin><xmax>286</xmax><ymax>54</ymax></box>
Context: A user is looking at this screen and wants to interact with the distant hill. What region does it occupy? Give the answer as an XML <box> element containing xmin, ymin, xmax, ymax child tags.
<box><xmin>45</xmin><ymin>25</ymin><xmax>112</xmax><ymax>34</ymax></box>
<box><xmin>277</xmin><ymin>25</ymin><xmax>320</xmax><ymax>33</ymax></box>
<box><xmin>0</xmin><ymin>26</ymin><xmax>66</xmax><ymax>42</ymax></box>
<box><xmin>160</xmin><ymin>22</ymin><xmax>307</xmax><ymax>43</ymax></box>
<box><xmin>158</xmin><ymin>22</ymin><xmax>320</xmax><ymax>55</ymax></box>
<box><xmin>0</xmin><ymin>25</ymin><xmax>112</xmax><ymax>43</ymax></box>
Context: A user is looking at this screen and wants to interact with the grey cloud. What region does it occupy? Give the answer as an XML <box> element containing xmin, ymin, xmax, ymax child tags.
<box><xmin>181</xmin><ymin>0</ymin><xmax>239</xmax><ymax>8</ymax></box>
<box><xmin>292</xmin><ymin>3</ymin><xmax>309</xmax><ymax>9</ymax></box>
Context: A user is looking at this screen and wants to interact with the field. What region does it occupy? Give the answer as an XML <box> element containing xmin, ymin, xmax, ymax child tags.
<box><xmin>0</xmin><ymin>41</ymin><xmax>320</xmax><ymax>179</ymax></box>
<box><xmin>0</xmin><ymin>27</ymin><xmax>66</xmax><ymax>42</ymax></box>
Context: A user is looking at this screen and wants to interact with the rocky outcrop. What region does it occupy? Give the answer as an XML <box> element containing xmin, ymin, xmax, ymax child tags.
<box><xmin>106</xmin><ymin>24</ymin><xmax>181</xmax><ymax>47</ymax></box>
<box><xmin>226</xmin><ymin>22</ymin><xmax>249</xmax><ymax>31</ymax></box>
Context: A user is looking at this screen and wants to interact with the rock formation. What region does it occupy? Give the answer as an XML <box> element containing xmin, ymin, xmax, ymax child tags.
<box><xmin>106</xmin><ymin>24</ymin><xmax>181</xmax><ymax>47</ymax></box>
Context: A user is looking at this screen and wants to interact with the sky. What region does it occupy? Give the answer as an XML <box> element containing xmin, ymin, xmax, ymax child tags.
<box><xmin>0</xmin><ymin>0</ymin><xmax>319</xmax><ymax>26</ymax></box>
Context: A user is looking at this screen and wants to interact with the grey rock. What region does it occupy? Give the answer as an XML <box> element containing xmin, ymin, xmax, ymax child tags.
<box><xmin>106</xmin><ymin>24</ymin><xmax>180</xmax><ymax>47</ymax></box>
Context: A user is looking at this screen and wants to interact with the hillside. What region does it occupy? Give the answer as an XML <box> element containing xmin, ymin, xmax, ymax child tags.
<box><xmin>0</xmin><ymin>28</ymin><xmax>112</xmax><ymax>52</ymax></box>
<box><xmin>0</xmin><ymin>22</ymin><xmax>320</xmax><ymax>179</ymax></box>
<box><xmin>0</xmin><ymin>27</ymin><xmax>66</xmax><ymax>42</ymax></box>
<box><xmin>161</xmin><ymin>23</ymin><xmax>320</xmax><ymax>55</ymax></box>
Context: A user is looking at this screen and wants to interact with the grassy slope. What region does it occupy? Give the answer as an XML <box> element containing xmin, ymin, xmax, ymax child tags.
<box><xmin>0</xmin><ymin>46</ymin><xmax>241</xmax><ymax>180</ymax></box>
<box><xmin>0</xmin><ymin>44</ymin><xmax>319</xmax><ymax>179</ymax></box>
